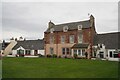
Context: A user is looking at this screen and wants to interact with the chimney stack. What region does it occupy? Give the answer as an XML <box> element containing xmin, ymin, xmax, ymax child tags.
<box><xmin>10</xmin><ymin>37</ymin><xmax>15</xmax><ymax>42</ymax></box>
<box><xmin>89</xmin><ymin>14</ymin><xmax>95</xmax><ymax>27</ymax></box>
<box><xmin>48</xmin><ymin>20</ymin><xmax>55</xmax><ymax>29</ymax></box>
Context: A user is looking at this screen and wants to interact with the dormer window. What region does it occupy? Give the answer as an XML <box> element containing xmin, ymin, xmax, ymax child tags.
<box><xmin>50</xmin><ymin>28</ymin><xmax>54</xmax><ymax>33</ymax></box>
<box><xmin>100</xmin><ymin>44</ymin><xmax>102</xmax><ymax>48</ymax></box>
<box><xmin>63</xmin><ymin>26</ymin><xmax>68</xmax><ymax>32</ymax></box>
<box><xmin>78</xmin><ymin>25</ymin><xmax>83</xmax><ymax>30</ymax></box>
<box><xmin>97</xmin><ymin>44</ymin><xmax>103</xmax><ymax>49</ymax></box>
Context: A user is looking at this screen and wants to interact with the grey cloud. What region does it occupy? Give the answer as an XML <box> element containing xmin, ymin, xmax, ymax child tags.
<box><xmin>2</xmin><ymin>2</ymin><xmax>118</xmax><ymax>40</ymax></box>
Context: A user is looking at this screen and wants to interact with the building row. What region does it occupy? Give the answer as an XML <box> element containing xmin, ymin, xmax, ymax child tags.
<box><xmin>0</xmin><ymin>15</ymin><xmax>120</xmax><ymax>61</ymax></box>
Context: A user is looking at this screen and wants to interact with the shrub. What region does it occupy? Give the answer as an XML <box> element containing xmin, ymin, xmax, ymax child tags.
<box><xmin>58</xmin><ymin>55</ymin><xmax>61</xmax><ymax>58</ymax></box>
<box><xmin>46</xmin><ymin>54</ymin><xmax>52</xmax><ymax>58</ymax></box>
<box><xmin>73</xmin><ymin>54</ymin><xmax>78</xmax><ymax>59</ymax></box>
<box><xmin>64</xmin><ymin>55</ymin><xmax>67</xmax><ymax>58</ymax></box>
<box><xmin>81</xmin><ymin>57</ymin><xmax>86</xmax><ymax>59</ymax></box>
<box><xmin>52</xmin><ymin>54</ymin><xmax>57</xmax><ymax>58</ymax></box>
<box><xmin>38</xmin><ymin>54</ymin><xmax>44</xmax><ymax>57</ymax></box>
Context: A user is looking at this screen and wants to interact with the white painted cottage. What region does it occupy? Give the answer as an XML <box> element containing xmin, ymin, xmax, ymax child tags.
<box><xmin>93</xmin><ymin>32</ymin><xmax>120</xmax><ymax>61</ymax></box>
<box><xmin>12</xmin><ymin>39</ymin><xmax>44</xmax><ymax>57</ymax></box>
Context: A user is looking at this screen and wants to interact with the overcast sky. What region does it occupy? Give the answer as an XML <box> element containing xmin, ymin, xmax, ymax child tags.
<box><xmin>1</xmin><ymin>1</ymin><xmax>118</xmax><ymax>41</ymax></box>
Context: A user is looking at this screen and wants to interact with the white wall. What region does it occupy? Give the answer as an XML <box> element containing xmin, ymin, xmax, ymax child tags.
<box><xmin>12</xmin><ymin>50</ymin><xmax>17</xmax><ymax>56</ymax></box>
<box><xmin>95</xmin><ymin>44</ymin><xmax>106</xmax><ymax>58</ymax></box>
<box><xmin>108</xmin><ymin>58</ymin><xmax>119</xmax><ymax>61</ymax></box>
<box><xmin>12</xmin><ymin>49</ymin><xmax>45</xmax><ymax>56</ymax></box>
<box><xmin>12</xmin><ymin>46</ymin><xmax>25</xmax><ymax>55</ymax></box>
<box><xmin>107</xmin><ymin>49</ymin><xmax>120</xmax><ymax>61</ymax></box>
<box><xmin>38</xmin><ymin>50</ymin><xmax>45</xmax><ymax>55</ymax></box>
<box><xmin>31</xmin><ymin>50</ymin><xmax>34</xmax><ymax>55</ymax></box>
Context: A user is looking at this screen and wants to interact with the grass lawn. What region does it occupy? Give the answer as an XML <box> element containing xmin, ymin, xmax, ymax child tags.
<box><xmin>2</xmin><ymin>57</ymin><xmax>119</xmax><ymax>78</ymax></box>
<box><xmin>0</xmin><ymin>60</ymin><xmax>2</xmax><ymax>79</ymax></box>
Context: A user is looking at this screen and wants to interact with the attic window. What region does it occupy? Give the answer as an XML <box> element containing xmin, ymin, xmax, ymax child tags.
<box><xmin>50</xmin><ymin>28</ymin><xmax>54</xmax><ymax>33</ymax></box>
<box><xmin>78</xmin><ymin>25</ymin><xmax>83</xmax><ymax>30</ymax></box>
<box><xmin>63</xmin><ymin>26</ymin><xmax>68</xmax><ymax>32</ymax></box>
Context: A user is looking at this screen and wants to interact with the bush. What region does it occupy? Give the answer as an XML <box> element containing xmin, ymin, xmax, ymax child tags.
<box><xmin>74</xmin><ymin>54</ymin><xmax>78</xmax><ymax>59</ymax></box>
<box><xmin>64</xmin><ymin>55</ymin><xmax>67</xmax><ymax>58</ymax></box>
<box><xmin>58</xmin><ymin>55</ymin><xmax>61</xmax><ymax>58</ymax></box>
<box><xmin>52</xmin><ymin>54</ymin><xmax>57</xmax><ymax>58</ymax></box>
<box><xmin>46</xmin><ymin>54</ymin><xmax>52</xmax><ymax>58</ymax></box>
<box><xmin>19</xmin><ymin>54</ymin><xmax>24</xmax><ymax>57</ymax></box>
<box><xmin>38</xmin><ymin>54</ymin><xmax>44</xmax><ymax>57</ymax></box>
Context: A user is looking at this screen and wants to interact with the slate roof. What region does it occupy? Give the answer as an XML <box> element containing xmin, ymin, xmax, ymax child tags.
<box><xmin>12</xmin><ymin>39</ymin><xmax>44</xmax><ymax>50</ymax></box>
<box><xmin>2</xmin><ymin>41</ymin><xmax>10</xmax><ymax>50</ymax></box>
<box><xmin>93</xmin><ymin>32</ymin><xmax>120</xmax><ymax>49</ymax></box>
<box><xmin>45</xmin><ymin>20</ymin><xmax>91</xmax><ymax>32</ymax></box>
<box><xmin>72</xmin><ymin>43</ymin><xmax>89</xmax><ymax>49</ymax></box>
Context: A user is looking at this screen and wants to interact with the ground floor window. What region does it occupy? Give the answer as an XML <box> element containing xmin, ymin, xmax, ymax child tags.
<box><xmin>17</xmin><ymin>49</ymin><xmax>24</xmax><ymax>54</ymax></box>
<box><xmin>62</xmin><ymin>48</ymin><xmax>70</xmax><ymax>55</ymax></box>
<box><xmin>109</xmin><ymin>50</ymin><xmax>119</xmax><ymax>58</ymax></box>
<box><xmin>82</xmin><ymin>50</ymin><xmax>85</xmax><ymax>56</ymax></box>
<box><xmin>25</xmin><ymin>50</ymin><xmax>31</xmax><ymax>55</ymax></box>
<box><xmin>74</xmin><ymin>50</ymin><xmax>77</xmax><ymax>54</ymax></box>
<box><xmin>62</xmin><ymin>48</ymin><xmax>65</xmax><ymax>55</ymax></box>
<box><xmin>50</xmin><ymin>48</ymin><xmax>54</xmax><ymax>54</ymax></box>
<box><xmin>113</xmin><ymin>51</ymin><xmax>119</xmax><ymax>58</ymax></box>
<box><xmin>99</xmin><ymin>51</ymin><xmax>104</xmax><ymax>58</ymax></box>
<box><xmin>78</xmin><ymin>50</ymin><xmax>81</xmax><ymax>55</ymax></box>
<box><xmin>17</xmin><ymin>49</ymin><xmax>24</xmax><ymax>57</ymax></box>
<box><xmin>66</xmin><ymin>48</ymin><xmax>70</xmax><ymax>54</ymax></box>
<box><xmin>73</xmin><ymin>49</ymin><xmax>85</xmax><ymax>56</ymax></box>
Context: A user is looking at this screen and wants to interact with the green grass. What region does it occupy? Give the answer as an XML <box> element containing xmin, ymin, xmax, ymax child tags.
<box><xmin>0</xmin><ymin>60</ymin><xmax>2</xmax><ymax>79</ymax></box>
<box><xmin>2</xmin><ymin>57</ymin><xmax>118</xmax><ymax>78</ymax></box>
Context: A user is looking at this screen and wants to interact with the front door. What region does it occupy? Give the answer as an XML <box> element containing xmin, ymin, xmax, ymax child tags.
<box><xmin>99</xmin><ymin>51</ymin><xmax>104</xmax><ymax>58</ymax></box>
<box><xmin>34</xmin><ymin>50</ymin><xmax>38</xmax><ymax>56</ymax></box>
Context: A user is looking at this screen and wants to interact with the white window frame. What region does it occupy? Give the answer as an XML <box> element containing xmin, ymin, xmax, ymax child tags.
<box><xmin>78</xmin><ymin>33</ymin><xmax>83</xmax><ymax>43</ymax></box>
<box><xmin>63</xmin><ymin>26</ymin><xmax>68</xmax><ymax>32</ymax></box>
<box><xmin>62</xmin><ymin>48</ymin><xmax>70</xmax><ymax>55</ymax></box>
<box><xmin>50</xmin><ymin>28</ymin><xmax>54</xmax><ymax>33</ymax></box>
<box><xmin>50</xmin><ymin>36</ymin><xmax>54</xmax><ymax>44</ymax></box>
<box><xmin>109</xmin><ymin>50</ymin><xmax>119</xmax><ymax>58</ymax></box>
<box><xmin>61</xmin><ymin>35</ymin><xmax>65</xmax><ymax>44</ymax></box>
<box><xmin>78</xmin><ymin>25</ymin><xmax>83</xmax><ymax>30</ymax></box>
<box><xmin>69</xmin><ymin>35</ymin><xmax>74</xmax><ymax>43</ymax></box>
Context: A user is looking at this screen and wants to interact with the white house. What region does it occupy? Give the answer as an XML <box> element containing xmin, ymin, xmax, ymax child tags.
<box><xmin>93</xmin><ymin>32</ymin><xmax>120</xmax><ymax>61</ymax></box>
<box><xmin>12</xmin><ymin>39</ymin><xmax>44</xmax><ymax>57</ymax></box>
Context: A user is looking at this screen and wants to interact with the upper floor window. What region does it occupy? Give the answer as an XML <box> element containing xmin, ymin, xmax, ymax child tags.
<box><xmin>69</xmin><ymin>35</ymin><xmax>74</xmax><ymax>43</ymax></box>
<box><xmin>50</xmin><ymin>28</ymin><xmax>54</xmax><ymax>33</ymax></box>
<box><xmin>50</xmin><ymin>36</ymin><xmax>54</xmax><ymax>44</ymax></box>
<box><xmin>78</xmin><ymin>33</ymin><xmax>83</xmax><ymax>43</ymax></box>
<box><xmin>78</xmin><ymin>25</ymin><xmax>83</xmax><ymax>30</ymax></box>
<box><xmin>61</xmin><ymin>35</ymin><xmax>65</xmax><ymax>44</ymax></box>
<box><xmin>63</xmin><ymin>26</ymin><xmax>68</xmax><ymax>32</ymax></box>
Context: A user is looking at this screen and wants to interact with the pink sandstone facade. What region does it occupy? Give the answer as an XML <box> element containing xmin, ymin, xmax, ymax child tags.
<box><xmin>44</xmin><ymin>15</ymin><xmax>96</xmax><ymax>59</ymax></box>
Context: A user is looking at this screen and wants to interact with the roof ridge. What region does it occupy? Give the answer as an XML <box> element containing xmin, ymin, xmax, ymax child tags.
<box><xmin>55</xmin><ymin>19</ymin><xmax>90</xmax><ymax>26</ymax></box>
<box><xmin>17</xmin><ymin>39</ymin><xmax>43</xmax><ymax>42</ymax></box>
<box><xmin>97</xmin><ymin>32</ymin><xmax>120</xmax><ymax>35</ymax></box>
